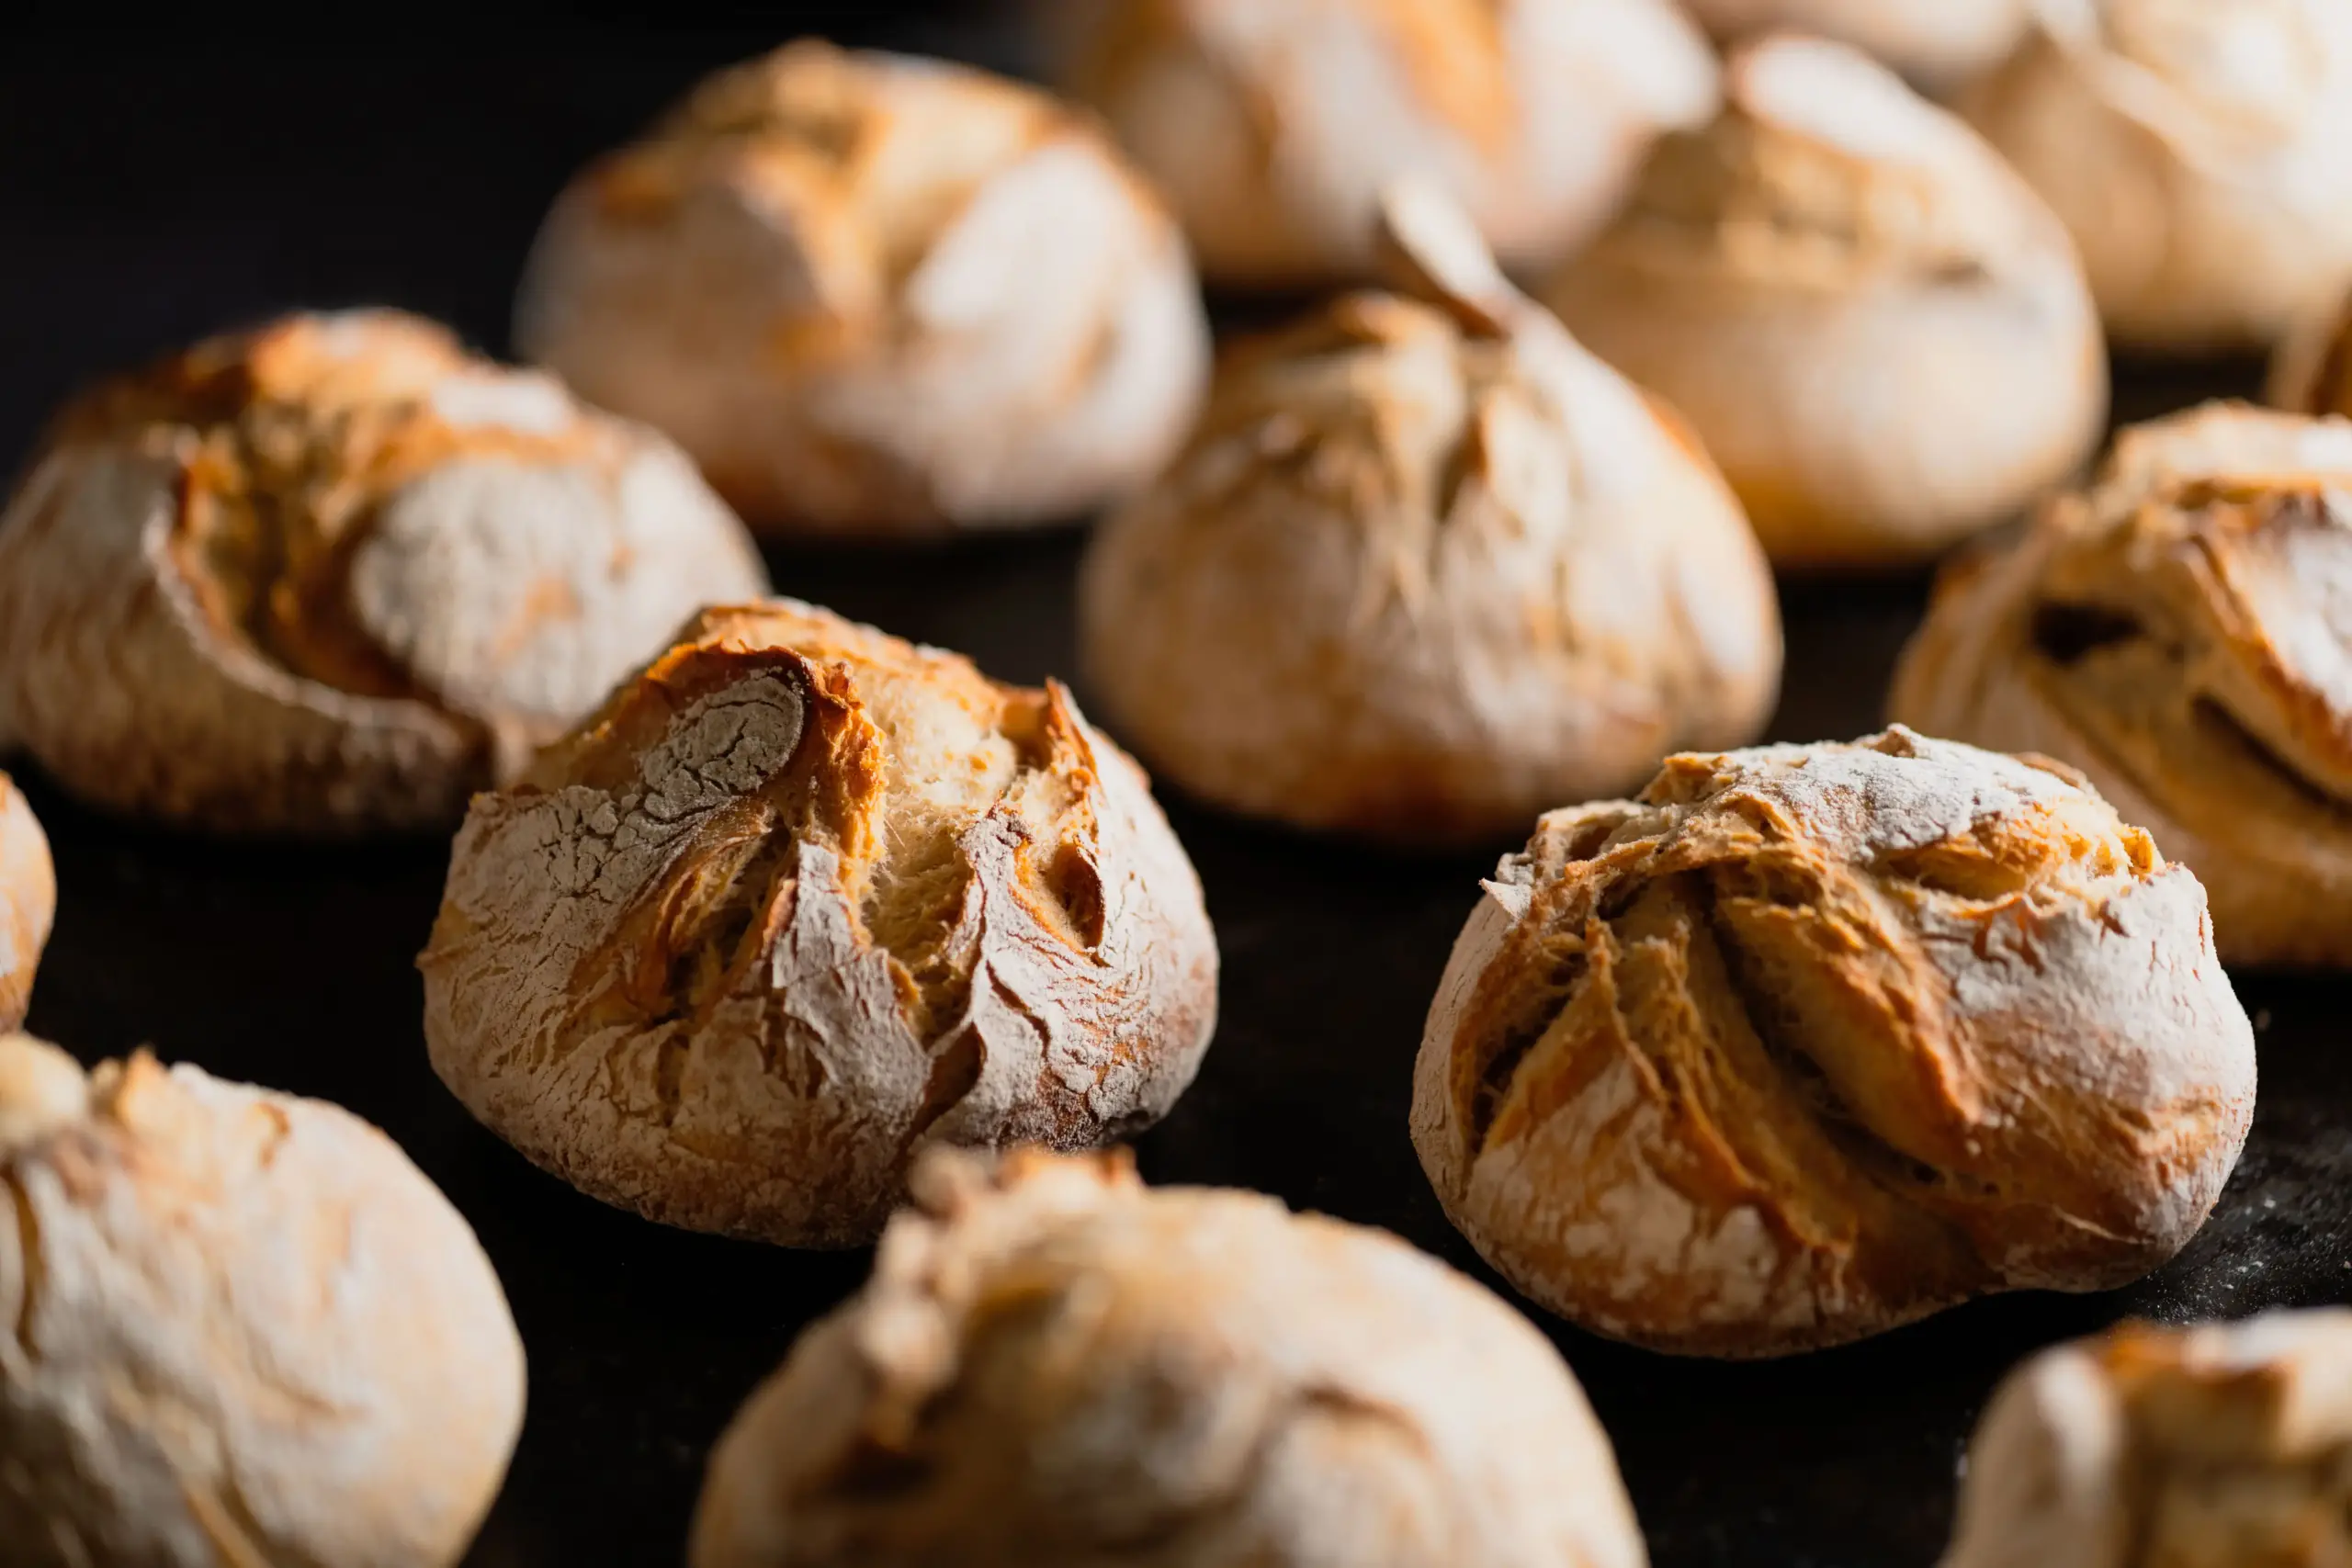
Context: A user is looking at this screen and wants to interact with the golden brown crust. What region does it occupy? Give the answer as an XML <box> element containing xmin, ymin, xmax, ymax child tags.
<box><xmin>1409</xmin><ymin>727</ymin><xmax>2256</xmax><ymax>1358</ymax></box>
<box><xmin>1890</xmin><ymin>401</ymin><xmax>2352</xmax><ymax>967</ymax></box>
<box><xmin>0</xmin><ymin>779</ymin><xmax>51</xmax><ymax>1032</ymax></box>
<box><xmin>421</xmin><ymin>599</ymin><xmax>1219</xmax><ymax>1247</ymax></box>
<box><xmin>515</xmin><ymin>40</ymin><xmax>1209</xmax><ymax>536</ymax></box>
<box><xmin>0</xmin><ymin>1035</ymin><xmax>525</xmax><ymax>1568</ymax></box>
<box><xmin>2270</xmin><ymin>285</ymin><xmax>2352</xmax><ymax>418</ymax></box>
<box><xmin>689</xmin><ymin>1146</ymin><xmax>1649</xmax><ymax>1568</ymax></box>
<box><xmin>0</xmin><ymin>310</ymin><xmax>770</xmax><ymax>836</ymax></box>
<box><xmin>1547</xmin><ymin>35</ymin><xmax>2108</xmax><ymax>567</ymax></box>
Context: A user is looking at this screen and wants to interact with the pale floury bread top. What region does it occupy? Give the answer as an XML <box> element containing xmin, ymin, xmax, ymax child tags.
<box><xmin>516</xmin><ymin>39</ymin><xmax>1209</xmax><ymax>536</ymax></box>
<box><xmin>0</xmin><ymin>778</ymin><xmax>51</xmax><ymax>1032</ymax></box>
<box><xmin>1679</xmin><ymin>0</ymin><xmax>2036</xmax><ymax>90</ymax></box>
<box><xmin>0</xmin><ymin>309</ymin><xmax>769</xmax><ymax>835</ymax></box>
<box><xmin>691</xmin><ymin>1146</ymin><xmax>1649</xmax><ymax>1568</ymax></box>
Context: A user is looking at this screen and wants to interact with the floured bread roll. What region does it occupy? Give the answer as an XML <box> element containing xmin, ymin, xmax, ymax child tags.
<box><xmin>0</xmin><ymin>1034</ymin><xmax>524</xmax><ymax>1568</ymax></box>
<box><xmin>0</xmin><ymin>778</ymin><xmax>51</xmax><ymax>1032</ymax></box>
<box><xmin>1547</xmin><ymin>35</ymin><xmax>2108</xmax><ymax>568</ymax></box>
<box><xmin>516</xmin><ymin>40</ymin><xmax>1209</xmax><ymax>536</ymax></box>
<box><xmin>1890</xmin><ymin>403</ymin><xmax>2352</xmax><ymax>967</ymax></box>
<box><xmin>690</xmin><ymin>1146</ymin><xmax>1649</xmax><ymax>1568</ymax></box>
<box><xmin>1057</xmin><ymin>0</ymin><xmax>1720</xmax><ymax>288</ymax></box>
<box><xmin>1944</xmin><ymin>1311</ymin><xmax>2352</xmax><ymax>1568</ymax></box>
<box><xmin>421</xmin><ymin>600</ymin><xmax>1219</xmax><ymax>1247</ymax></box>
<box><xmin>0</xmin><ymin>310</ymin><xmax>768</xmax><ymax>836</ymax></box>
<box><xmin>1962</xmin><ymin>0</ymin><xmax>2352</xmax><ymax>353</ymax></box>
<box><xmin>1680</xmin><ymin>0</ymin><xmax>2035</xmax><ymax>91</ymax></box>
<box><xmin>2269</xmin><ymin>285</ymin><xmax>2352</xmax><ymax>416</ymax></box>
<box><xmin>1079</xmin><ymin>186</ymin><xmax>1781</xmax><ymax>846</ymax></box>
<box><xmin>1410</xmin><ymin>728</ymin><xmax>2256</xmax><ymax>1358</ymax></box>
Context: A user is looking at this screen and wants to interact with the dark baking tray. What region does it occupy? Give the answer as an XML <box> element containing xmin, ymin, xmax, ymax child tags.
<box><xmin>4</xmin><ymin>13</ymin><xmax>2339</xmax><ymax>1566</ymax></box>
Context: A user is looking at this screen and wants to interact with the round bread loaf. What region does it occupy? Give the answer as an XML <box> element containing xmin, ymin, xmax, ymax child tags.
<box><xmin>1079</xmin><ymin>186</ymin><xmax>1780</xmax><ymax>845</ymax></box>
<box><xmin>690</xmin><ymin>1145</ymin><xmax>1648</xmax><ymax>1568</ymax></box>
<box><xmin>515</xmin><ymin>40</ymin><xmax>1209</xmax><ymax>536</ymax></box>
<box><xmin>421</xmin><ymin>599</ymin><xmax>1219</xmax><ymax>1247</ymax></box>
<box><xmin>0</xmin><ymin>1034</ymin><xmax>524</xmax><ymax>1568</ymax></box>
<box><xmin>1056</xmin><ymin>0</ymin><xmax>1719</xmax><ymax>289</ymax></box>
<box><xmin>1962</xmin><ymin>0</ymin><xmax>2352</xmax><ymax>353</ymax></box>
<box><xmin>0</xmin><ymin>310</ymin><xmax>768</xmax><ymax>836</ymax></box>
<box><xmin>1410</xmin><ymin>727</ymin><xmax>2256</xmax><ymax>1358</ymax></box>
<box><xmin>1944</xmin><ymin>1310</ymin><xmax>2352</xmax><ymax>1568</ymax></box>
<box><xmin>2269</xmin><ymin>284</ymin><xmax>2352</xmax><ymax>417</ymax></box>
<box><xmin>0</xmin><ymin>778</ymin><xmax>52</xmax><ymax>1032</ymax></box>
<box><xmin>1890</xmin><ymin>402</ymin><xmax>2352</xmax><ymax>967</ymax></box>
<box><xmin>1679</xmin><ymin>0</ymin><xmax>2035</xmax><ymax>90</ymax></box>
<box><xmin>1546</xmin><ymin>34</ymin><xmax>2107</xmax><ymax>568</ymax></box>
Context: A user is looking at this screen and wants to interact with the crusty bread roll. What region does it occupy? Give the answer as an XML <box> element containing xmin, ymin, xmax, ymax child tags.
<box><xmin>1944</xmin><ymin>1311</ymin><xmax>2352</xmax><ymax>1568</ymax></box>
<box><xmin>1890</xmin><ymin>402</ymin><xmax>2352</xmax><ymax>967</ymax></box>
<box><xmin>1546</xmin><ymin>34</ymin><xmax>2108</xmax><ymax>568</ymax></box>
<box><xmin>0</xmin><ymin>778</ymin><xmax>51</xmax><ymax>1032</ymax></box>
<box><xmin>421</xmin><ymin>599</ymin><xmax>1219</xmax><ymax>1247</ymax></box>
<box><xmin>2269</xmin><ymin>284</ymin><xmax>2352</xmax><ymax>416</ymax></box>
<box><xmin>1679</xmin><ymin>0</ymin><xmax>2035</xmax><ymax>92</ymax></box>
<box><xmin>1055</xmin><ymin>0</ymin><xmax>1720</xmax><ymax>289</ymax></box>
<box><xmin>690</xmin><ymin>1145</ymin><xmax>1648</xmax><ymax>1568</ymax></box>
<box><xmin>1962</xmin><ymin>0</ymin><xmax>2352</xmax><ymax>354</ymax></box>
<box><xmin>1079</xmin><ymin>186</ymin><xmax>1781</xmax><ymax>846</ymax></box>
<box><xmin>1410</xmin><ymin>727</ymin><xmax>2256</xmax><ymax>1358</ymax></box>
<box><xmin>515</xmin><ymin>39</ymin><xmax>1209</xmax><ymax>536</ymax></box>
<box><xmin>0</xmin><ymin>310</ymin><xmax>768</xmax><ymax>837</ymax></box>
<box><xmin>0</xmin><ymin>1034</ymin><xmax>524</xmax><ymax>1568</ymax></box>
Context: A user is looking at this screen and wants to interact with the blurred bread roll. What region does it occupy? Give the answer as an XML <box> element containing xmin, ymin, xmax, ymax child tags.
<box><xmin>0</xmin><ymin>310</ymin><xmax>768</xmax><ymax>836</ymax></box>
<box><xmin>517</xmin><ymin>40</ymin><xmax>1209</xmax><ymax>536</ymax></box>
<box><xmin>0</xmin><ymin>778</ymin><xmax>51</xmax><ymax>1031</ymax></box>
<box><xmin>1411</xmin><ymin>728</ymin><xmax>2256</xmax><ymax>1357</ymax></box>
<box><xmin>1548</xmin><ymin>35</ymin><xmax>2108</xmax><ymax>568</ymax></box>
<box><xmin>1057</xmin><ymin>0</ymin><xmax>1720</xmax><ymax>288</ymax></box>
<box><xmin>691</xmin><ymin>1146</ymin><xmax>1648</xmax><ymax>1568</ymax></box>
<box><xmin>1890</xmin><ymin>401</ymin><xmax>2352</xmax><ymax>967</ymax></box>
<box><xmin>1079</xmin><ymin>186</ymin><xmax>1781</xmax><ymax>845</ymax></box>
<box><xmin>0</xmin><ymin>1035</ymin><xmax>524</xmax><ymax>1568</ymax></box>
<box><xmin>1680</xmin><ymin>0</ymin><xmax>2035</xmax><ymax>90</ymax></box>
<box><xmin>1962</xmin><ymin>0</ymin><xmax>2352</xmax><ymax>353</ymax></box>
<box><xmin>2269</xmin><ymin>284</ymin><xmax>2352</xmax><ymax>415</ymax></box>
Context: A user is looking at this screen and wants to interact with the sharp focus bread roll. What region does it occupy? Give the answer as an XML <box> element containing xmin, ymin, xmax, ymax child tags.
<box><xmin>0</xmin><ymin>779</ymin><xmax>51</xmax><ymax>1032</ymax></box>
<box><xmin>1411</xmin><ymin>728</ymin><xmax>2256</xmax><ymax>1357</ymax></box>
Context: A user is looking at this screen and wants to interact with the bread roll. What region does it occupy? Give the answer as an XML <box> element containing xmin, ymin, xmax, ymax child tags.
<box><xmin>1890</xmin><ymin>402</ymin><xmax>2352</xmax><ymax>967</ymax></box>
<box><xmin>690</xmin><ymin>1145</ymin><xmax>1648</xmax><ymax>1568</ymax></box>
<box><xmin>1079</xmin><ymin>186</ymin><xmax>1781</xmax><ymax>846</ymax></box>
<box><xmin>1962</xmin><ymin>0</ymin><xmax>2352</xmax><ymax>354</ymax></box>
<box><xmin>1056</xmin><ymin>0</ymin><xmax>1719</xmax><ymax>289</ymax></box>
<box><xmin>0</xmin><ymin>778</ymin><xmax>51</xmax><ymax>1032</ymax></box>
<box><xmin>1410</xmin><ymin>727</ymin><xmax>2256</xmax><ymax>1358</ymax></box>
<box><xmin>421</xmin><ymin>599</ymin><xmax>1218</xmax><ymax>1247</ymax></box>
<box><xmin>0</xmin><ymin>310</ymin><xmax>768</xmax><ymax>837</ymax></box>
<box><xmin>0</xmin><ymin>1034</ymin><xmax>524</xmax><ymax>1568</ymax></box>
<box><xmin>1547</xmin><ymin>35</ymin><xmax>2108</xmax><ymax>568</ymax></box>
<box><xmin>2269</xmin><ymin>284</ymin><xmax>2352</xmax><ymax>416</ymax></box>
<box><xmin>1943</xmin><ymin>1310</ymin><xmax>2352</xmax><ymax>1568</ymax></box>
<box><xmin>516</xmin><ymin>40</ymin><xmax>1208</xmax><ymax>536</ymax></box>
<box><xmin>1679</xmin><ymin>0</ymin><xmax>2035</xmax><ymax>91</ymax></box>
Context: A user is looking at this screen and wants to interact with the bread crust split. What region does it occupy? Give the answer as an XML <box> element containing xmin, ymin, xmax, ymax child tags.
<box><xmin>1891</xmin><ymin>400</ymin><xmax>2352</xmax><ymax>967</ymax></box>
<box><xmin>689</xmin><ymin>1145</ymin><xmax>1649</xmax><ymax>1568</ymax></box>
<box><xmin>1080</xmin><ymin>184</ymin><xmax>1781</xmax><ymax>846</ymax></box>
<box><xmin>515</xmin><ymin>39</ymin><xmax>1210</xmax><ymax>536</ymax></box>
<box><xmin>1547</xmin><ymin>34</ymin><xmax>2108</xmax><ymax>568</ymax></box>
<box><xmin>0</xmin><ymin>778</ymin><xmax>53</xmax><ymax>1032</ymax></box>
<box><xmin>0</xmin><ymin>1034</ymin><xmax>525</xmax><ymax>1568</ymax></box>
<box><xmin>421</xmin><ymin>599</ymin><xmax>1219</xmax><ymax>1248</ymax></box>
<box><xmin>1410</xmin><ymin>726</ymin><xmax>2256</xmax><ymax>1358</ymax></box>
<box><xmin>0</xmin><ymin>309</ymin><xmax>770</xmax><ymax>837</ymax></box>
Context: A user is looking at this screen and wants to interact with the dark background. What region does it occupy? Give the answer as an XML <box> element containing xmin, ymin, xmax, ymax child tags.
<box><xmin>1</xmin><ymin>10</ymin><xmax>2335</xmax><ymax>1567</ymax></box>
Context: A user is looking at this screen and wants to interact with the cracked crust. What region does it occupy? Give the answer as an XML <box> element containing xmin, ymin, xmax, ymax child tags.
<box><xmin>1679</xmin><ymin>0</ymin><xmax>2035</xmax><ymax>91</ymax></box>
<box><xmin>1962</xmin><ymin>0</ymin><xmax>2352</xmax><ymax>353</ymax></box>
<box><xmin>1057</xmin><ymin>0</ymin><xmax>1718</xmax><ymax>289</ymax></box>
<box><xmin>0</xmin><ymin>1034</ymin><xmax>525</xmax><ymax>1568</ymax></box>
<box><xmin>1408</xmin><ymin>727</ymin><xmax>2256</xmax><ymax>1358</ymax></box>
<box><xmin>419</xmin><ymin>599</ymin><xmax>1219</xmax><ymax>1247</ymax></box>
<box><xmin>1944</xmin><ymin>1310</ymin><xmax>2352</xmax><ymax>1568</ymax></box>
<box><xmin>1546</xmin><ymin>34</ymin><xmax>2108</xmax><ymax>568</ymax></box>
<box><xmin>1079</xmin><ymin>186</ymin><xmax>1781</xmax><ymax>846</ymax></box>
<box><xmin>689</xmin><ymin>1145</ymin><xmax>1648</xmax><ymax>1568</ymax></box>
<box><xmin>0</xmin><ymin>781</ymin><xmax>52</xmax><ymax>1032</ymax></box>
<box><xmin>0</xmin><ymin>310</ymin><xmax>770</xmax><ymax>837</ymax></box>
<box><xmin>514</xmin><ymin>39</ymin><xmax>1209</xmax><ymax>536</ymax></box>
<box><xmin>1890</xmin><ymin>402</ymin><xmax>2352</xmax><ymax>967</ymax></box>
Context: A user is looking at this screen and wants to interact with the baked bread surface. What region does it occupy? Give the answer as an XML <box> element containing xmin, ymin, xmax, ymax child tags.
<box><xmin>1679</xmin><ymin>0</ymin><xmax>2035</xmax><ymax>90</ymax></box>
<box><xmin>0</xmin><ymin>778</ymin><xmax>52</xmax><ymax>1031</ymax></box>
